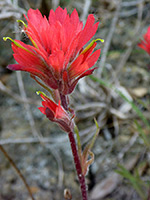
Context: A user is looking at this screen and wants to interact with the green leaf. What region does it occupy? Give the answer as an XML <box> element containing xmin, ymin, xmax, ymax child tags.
<box><xmin>80</xmin><ymin>119</ymin><xmax>100</xmax><ymax>176</ymax></box>
<box><xmin>82</xmin><ymin>151</ymin><xmax>94</xmax><ymax>176</ymax></box>
<box><xmin>134</xmin><ymin>120</ymin><xmax>150</xmax><ymax>148</ymax></box>
<box><xmin>83</xmin><ymin>119</ymin><xmax>100</xmax><ymax>159</ymax></box>
<box><xmin>116</xmin><ymin>165</ymin><xmax>147</xmax><ymax>200</ymax></box>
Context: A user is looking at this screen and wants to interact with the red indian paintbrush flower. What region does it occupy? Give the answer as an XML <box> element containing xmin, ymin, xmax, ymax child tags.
<box><xmin>38</xmin><ymin>92</ymin><xmax>74</xmax><ymax>132</ymax></box>
<box><xmin>4</xmin><ymin>7</ymin><xmax>102</xmax><ymax>95</ymax></box>
<box><xmin>138</xmin><ymin>26</ymin><xmax>150</xmax><ymax>55</ymax></box>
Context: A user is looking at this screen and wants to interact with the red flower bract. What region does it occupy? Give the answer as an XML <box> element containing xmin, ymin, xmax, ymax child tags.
<box><xmin>7</xmin><ymin>7</ymin><xmax>101</xmax><ymax>95</ymax></box>
<box><xmin>38</xmin><ymin>93</ymin><xmax>74</xmax><ymax>132</ymax></box>
<box><xmin>138</xmin><ymin>26</ymin><xmax>150</xmax><ymax>55</ymax></box>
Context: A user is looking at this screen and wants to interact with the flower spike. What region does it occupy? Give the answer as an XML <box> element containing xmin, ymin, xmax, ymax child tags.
<box><xmin>80</xmin><ymin>118</ymin><xmax>100</xmax><ymax>176</ymax></box>
<box><xmin>38</xmin><ymin>92</ymin><xmax>74</xmax><ymax>133</ymax></box>
<box><xmin>5</xmin><ymin>7</ymin><xmax>101</xmax><ymax>95</ymax></box>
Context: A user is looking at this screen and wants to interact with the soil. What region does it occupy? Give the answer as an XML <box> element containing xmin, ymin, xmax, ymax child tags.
<box><xmin>0</xmin><ymin>0</ymin><xmax>150</xmax><ymax>200</ymax></box>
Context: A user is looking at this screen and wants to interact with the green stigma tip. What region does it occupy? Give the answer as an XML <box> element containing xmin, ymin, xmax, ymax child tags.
<box><xmin>3</xmin><ymin>37</ymin><xmax>14</xmax><ymax>43</ymax></box>
<box><xmin>36</xmin><ymin>91</ymin><xmax>47</xmax><ymax>97</ymax></box>
<box><xmin>17</xmin><ymin>20</ymin><xmax>27</xmax><ymax>27</ymax></box>
<box><xmin>36</xmin><ymin>91</ymin><xmax>41</xmax><ymax>95</ymax></box>
<box><xmin>3</xmin><ymin>37</ymin><xmax>8</xmax><ymax>41</ymax></box>
<box><xmin>3</xmin><ymin>36</ymin><xmax>33</xmax><ymax>54</ymax></box>
<box><xmin>95</xmin><ymin>38</ymin><xmax>104</xmax><ymax>43</ymax></box>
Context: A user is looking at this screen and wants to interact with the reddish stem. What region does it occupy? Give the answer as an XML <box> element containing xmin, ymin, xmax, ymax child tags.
<box><xmin>147</xmin><ymin>187</ymin><xmax>150</xmax><ymax>200</ymax></box>
<box><xmin>60</xmin><ymin>93</ymin><xmax>68</xmax><ymax>110</ymax></box>
<box><xmin>68</xmin><ymin>131</ymin><xmax>88</xmax><ymax>200</ymax></box>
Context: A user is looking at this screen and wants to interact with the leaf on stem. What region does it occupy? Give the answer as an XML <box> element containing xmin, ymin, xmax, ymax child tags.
<box><xmin>80</xmin><ymin>118</ymin><xmax>100</xmax><ymax>176</ymax></box>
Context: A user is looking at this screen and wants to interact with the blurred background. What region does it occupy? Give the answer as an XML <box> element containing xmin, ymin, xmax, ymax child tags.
<box><xmin>0</xmin><ymin>0</ymin><xmax>150</xmax><ymax>199</ymax></box>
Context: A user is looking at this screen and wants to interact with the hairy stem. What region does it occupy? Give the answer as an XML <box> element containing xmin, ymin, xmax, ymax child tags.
<box><xmin>147</xmin><ymin>187</ymin><xmax>150</xmax><ymax>200</ymax></box>
<box><xmin>68</xmin><ymin>132</ymin><xmax>88</xmax><ymax>200</ymax></box>
<box><xmin>0</xmin><ymin>145</ymin><xmax>35</xmax><ymax>200</ymax></box>
<box><xmin>60</xmin><ymin>93</ymin><xmax>68</xmax><ymax>110</ymax></box>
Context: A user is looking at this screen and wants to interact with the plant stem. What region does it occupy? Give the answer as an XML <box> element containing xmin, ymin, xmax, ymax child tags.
<box><xmin>0</xmin><ymin>145</ymin><xmax>35</xmax><ymax>200</ymax></box>
<box><xmin>147</xmin><ymin>187</ymin><xmax>150</xmax><ymax>200</ymax></box>
<box><xmin>60</xmin><ymin>93</ymin><xmax>68</xmax><ymax>110</ymax></box>
<box><xmin>68</xmin><ymin>131</ymin><xmax>88</xmax><ymax>200</ymax></box>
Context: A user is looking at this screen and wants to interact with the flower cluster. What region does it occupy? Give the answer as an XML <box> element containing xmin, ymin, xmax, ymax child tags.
<box><xmin>138</xmin><ymin>26</ymin><xmax>150</xmax><ymax>55</ymax></box>
<box><xmin>6</xmin><ymin>7</ymin><xmax>101</xmax><ymax>95</ymax></box>
<box><xmin>38</xmin><ymin>92</ymin><xmax>74</xmax><ymax>133</ymax></box>
<box><xmin>5</xmin><ymin>6</ymin><xmax>101</xmax><ymax>131</ymax></box>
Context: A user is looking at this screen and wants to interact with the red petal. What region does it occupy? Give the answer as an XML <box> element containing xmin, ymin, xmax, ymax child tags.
<box><xmin>78</xmin><ymin>67</ymin><xmax>97</xmax><ymax>78</ymax></box>
<box><xmin>72</xmin><ymin>62</ymin><xmax>89</xmax><ymax>79</ymax></box>
<box><xmin>25</xmin><ymin>9</ymin><xmax>51</xmax><ymax>56</ymax></box>
<box><xmin>55</xmin><ymin>101</ymin><xmax>66</xmax><ymax>119</ymax></box>
<box><xmin>81</xmin><ymin>42</ymin><xmax>97</xmax><ymax>61</ymax></box>
<box><xmin>8</xmin><ymin>64</ymin><xmax>58</xmax><ymax>90</ymax></box>
<box><xmin>55</xmin><ymin>7</ymin><xmax>68</xmax><ymax>24</ymax></box>
<box><xmin>48</xmin><ymin>50</ymin><xmax>65</xmax><ymax>75</ymax></box>
<box><xmin>70</xmin><ymin>9</ymin><xmax>83</xmax><ymax>31</ymax></box>
<box><xmin>12</xmin><ymin>40</ymin><xmax>34</xmax><ymax>54</ymax></box>
<box><xmin>64</xmin><ymin>35</ymin><xmax>79</xmax><ymax>66</ymax></box>
<box><xmin>7</xmin><ymin>64</ymin><xmax>44</xmax><ymax>75</ymax></box>
<box><xmin>38</xmin><ymin>107</ymin><xmax>46</xmax><ymax>114</ymax></box>
<box><xmin>49</xmin><ymin>6</ymin><xmax>67</xmax><ymax>25</ymax></box>
<box><xmin>78</xmin><ymin>15</ymin><xmax>99</xmax><ymax>50</ymax></box>
<box><xmin>86</xmin><ymin>49</ymin><xmax>101</xmax><ymax>68</ymax></box>
<box><xmin>68</xmin><ymin>68</ymin><xmax>96</xmax><ymax>94</ymax></box>
<box><xmin>40</xmin><ymin>94</ymin><xmax>57</xmax><ymax>112</ymax></box>
<box><xmin>27</xmin><ymin>9</ymin><xmax>43</xmax><ymax>26</ymax></box>
<box><xmin>68</xmin><ymin>54</ymin><xmax>84</xmax><ymax>78</ymax></box>
<box><xmin>13</xmin><ymin>48</ymin><xmax>43</xmax><ymax>69</ymax></box>
<box><xmin>45</xmin><ymin>108</ymin><xmax>55</xmax><ymax>121</ymax></box>
<box><xmin>12</xmin><ymin>44</ymin><xmax>54</xmax><ymax>78</ymax></box>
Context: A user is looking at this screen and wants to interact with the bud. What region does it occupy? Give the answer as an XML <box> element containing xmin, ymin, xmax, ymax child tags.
<box><xmin>64</xmin><ymin>188</ymin><xmax>72</xmax><ymax>200</ymax></box>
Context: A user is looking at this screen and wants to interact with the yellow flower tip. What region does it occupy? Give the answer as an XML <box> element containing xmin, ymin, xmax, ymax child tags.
<box><xmin>36</xmin><ymin>91</ymin><xmax>41</xmax><ymax>95</ymax></box>
<box><xmin>100</xmin><ymin>39</ymin><xmax>104</xmax><ymax>43</ymax></box>
<box><xmin>81</xmin><ymin>38</ymin><xmax>104</xmax><ymax>55</ymax></box>
<box><xmin>17</xmin><ymin>20</ymin><xmax>27</xmax><ymax>27</ymax></box>
<box><xmin>3</xmin><ymin>36</ymin><xmax>33</xmax><ymax>54</ymax></box>
<box><xmin>36</xmin><ymin>91</ymin><xmax>45</xmax><ymax>96</ymax></box>
<box><xmin>16</xmin><ymin>20</ymin><xmax>38</xmax><ymax>49</ymax></box>
<box><xmin>36</xmin><ymin>91</ymin><xmax>48</xmax><ymax>98</ymax></box>
<box><xmin>3</xmin><ymin>37</ymin><xmax>9</xmax><ymax>42</ymax></box>
<box><xmin>95</xmin><ymin>38</ymin><xmax>104</xmax><ymax>43</ymax></box>
<box><xmin>3</xmin><ymin>37</ymin><xmax>16</xmax><ymax>44</ymax></box>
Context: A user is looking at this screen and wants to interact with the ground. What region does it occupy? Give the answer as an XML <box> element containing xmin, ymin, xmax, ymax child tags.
<box><xmin>0</xmin><ymin>0</ymin><xmax>150</xmax><ymax>200</ymax></box>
